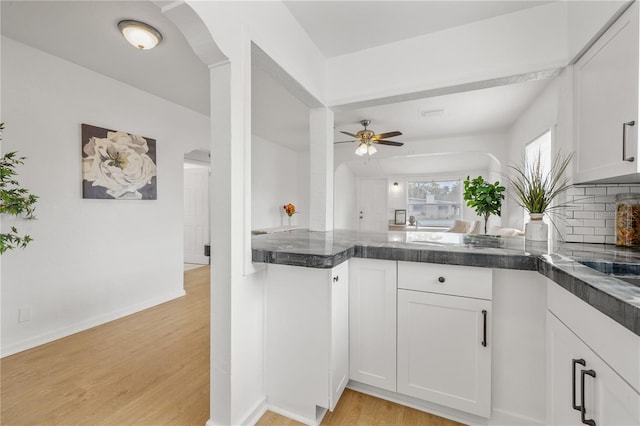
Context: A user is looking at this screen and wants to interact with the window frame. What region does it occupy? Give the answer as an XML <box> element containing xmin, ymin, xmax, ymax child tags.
<box><xmin>405</xmin><ymin>177</ymin><xmax>463</xmax><ymax>229</ymax></box>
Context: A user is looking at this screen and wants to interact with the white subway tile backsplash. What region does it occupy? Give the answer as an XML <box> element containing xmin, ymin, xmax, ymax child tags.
<box><xmin>594</xmin><ymin>211</ymin><xmax>615</xmax><ymax>219</ymax></box>
<box><xmin>558</xmin><ymin>183</ymin><xmax>636</xmax><ymax>245</ymax></box>
<box><xmin>573</xmin><ymin>227</ymin><xmax>595</xmax><ymax>235</ymax></box>
<box><xmin>594</xmin><ymin>227</ymin><xmax>614</xmax><ymax>236</ymax></box>
<box><xmin>565</xmin><ymin>234</ymin><xmax>584</xmax><ymax>243</ymax></box>
<box><xmin>573</xmin><ymin>211</ymin><xmax>594</xmax><ymax>219</ymax></box>
<box><xmin>594</xmin><ymin>196</ymin><xmax>615</xmax><ymax>204</ymax></box>
<box><xmin>585</xmin><ymin>187</ymin><xmax>608</xmax><ymax>195</ymax></box>
<box><xmin>582</xmin><ymin>219</ymin><xmax>605</xmax><ymax>227</ymax></box>
<box><xmin>584</xmin><ymin>235</ymin><xmax>606</xmax><ymax>244</ymax></box>
<box><xmin>607</xmin><ymin>187</ymin><xmax>630</xmax><ymax>195</ymax></box>
<box><xmin>582</xmin><ymin>203</ymin><xmax>606</xmax><ymax>211</ymax></box>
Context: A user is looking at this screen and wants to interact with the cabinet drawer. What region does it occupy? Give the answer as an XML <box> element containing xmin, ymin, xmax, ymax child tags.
<box><xmin>398</xmin><ymin>261</ymin><xmax>492</xmax><ymax>300</ymax></box>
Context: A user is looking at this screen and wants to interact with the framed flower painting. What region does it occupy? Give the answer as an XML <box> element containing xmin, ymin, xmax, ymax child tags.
<box><xmin>81</xmin><ymin>124</ymin><xmax>157</xmax><ymax>200</ymax></box>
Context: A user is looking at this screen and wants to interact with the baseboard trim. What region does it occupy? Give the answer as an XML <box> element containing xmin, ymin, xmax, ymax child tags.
<box><xmin>240</xmin><ymin>398</ymin><xmax>267</xmax><ymax>426</ymax></box>
<box><xmin>347</xmin><ymin>381</ymin><xmax>483</xmax><ymax>425</ymax></box>
<box><xmin>1</xmin><ymin>289</ymin><xmax>186</xmax><ymax>358</ymax></box>
<box><xmin>491</xmin><ymin>408</ymin><xmax>545</xmax><ymax>425</ymax></box>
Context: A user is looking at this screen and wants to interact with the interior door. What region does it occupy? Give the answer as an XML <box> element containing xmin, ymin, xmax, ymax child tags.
<box><xmin>184</xmin><ymin>164</ymin><xmax>210</xmax><ymax>264</ymax></box>
<box><xmin>357</xmin><ymin>178</ymin><xmax>388</xmax><ymax>232</ymax></box>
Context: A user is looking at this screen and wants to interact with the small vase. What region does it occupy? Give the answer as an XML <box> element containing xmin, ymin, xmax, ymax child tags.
<box><xmin>287</xmin><ymin>215</ymin><xmax>293</xmax><ymax>227</ymax></box>
<box><xmin>525</xmin><ymin>213</ymin><xmax>548</xmax><ymax>242</ymax></box>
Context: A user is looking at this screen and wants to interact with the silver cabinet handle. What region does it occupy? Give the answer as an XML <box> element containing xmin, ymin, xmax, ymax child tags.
<box><xmin>623</xmin><ymin>121</ymin><xmax>635</xmax><ymax>162</ymax></box>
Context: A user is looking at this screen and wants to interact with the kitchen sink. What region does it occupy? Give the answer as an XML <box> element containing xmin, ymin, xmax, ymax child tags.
<box><xmin>578</xmin><ymin>260</ymin><xmax>640</xmax><ymax>287</ymax></box>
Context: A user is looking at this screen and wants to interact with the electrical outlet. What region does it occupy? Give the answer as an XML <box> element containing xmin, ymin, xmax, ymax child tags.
<box><xmin>18</xmin><ymin>306</ymin><xmax>31</xmax><ymax>323</ymax></box>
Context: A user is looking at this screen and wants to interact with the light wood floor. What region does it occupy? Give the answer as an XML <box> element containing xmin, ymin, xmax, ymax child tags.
<box><xmin>1</xmin><ymin>266</ymin><xmax>211</xmax><ymax>426</ymax></box>
<box><xmin>2</xmin><ymin>265</ymin><xmax>463</xmax><ymax>426</ymax></box>
<box><xmin>257</xmin><ymin>389</ymin><xmax>464</xmax><ymax>426</ymax></box>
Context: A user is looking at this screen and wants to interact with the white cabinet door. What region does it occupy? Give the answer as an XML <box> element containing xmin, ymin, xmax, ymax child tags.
<box><xmin>349</xmin><ymin>258</ymin><xmax>397</xmax><ymax>391</ymax></box>
<box><xmin>574</xmin><ymin>1</ymin><xmax>639</xmax><ymax>183</ymax></box>
<box><xmin>397</xmin><ymin>290</ymin><xmax>492</xmax><ymax>418</ymax></box>
<box><xmin>547</xmin><ymin>312</ymin><xmax>640</xmax><ymax>426</ymax></box>
<box><xmin>330</xmin><ymin>261</ymin><xmax>349</xmax><ymax>411</ymax></box>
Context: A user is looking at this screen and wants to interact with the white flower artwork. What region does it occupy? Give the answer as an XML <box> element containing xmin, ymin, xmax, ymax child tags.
<box><xmin>82</xmin><ymin>124</ymin><xmax>157</xmax><ymax>200</ymax></box>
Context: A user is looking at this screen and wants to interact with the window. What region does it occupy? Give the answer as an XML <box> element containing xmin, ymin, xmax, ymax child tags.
<box><xmin>524</xmin><ymin>130</ymin><xmax>552</xmax><ymax>227</ymax></box>
<box><xmin>407</xmin><ymin>180</ymin><xmax>461</xmax><ymax>227</ymax></box>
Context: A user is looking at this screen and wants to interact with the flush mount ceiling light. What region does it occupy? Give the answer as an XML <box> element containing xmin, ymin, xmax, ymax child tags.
<box><xmin>118</xmin><ymin>20</ymin><xmax>163</xmax><ymax>50</ymax></box>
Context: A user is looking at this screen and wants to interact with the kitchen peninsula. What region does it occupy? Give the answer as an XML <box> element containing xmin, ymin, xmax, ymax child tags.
<box><xmin>253</xmin><ymin>229</ymin><xmax>640</xmax><ymax>426</ymax></box>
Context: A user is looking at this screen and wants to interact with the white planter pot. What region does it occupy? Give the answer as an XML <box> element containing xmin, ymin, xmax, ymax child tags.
<box><xmin>525</xmin><ymin>213</ymin><xmax>548</xmax><ymax>242</ymax></box>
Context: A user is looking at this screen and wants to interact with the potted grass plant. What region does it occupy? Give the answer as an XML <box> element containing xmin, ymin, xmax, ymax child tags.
<box><xmin>509</xmin><ymin>152</ymin><xmax>572</xmax><ymax>242</ymax></box>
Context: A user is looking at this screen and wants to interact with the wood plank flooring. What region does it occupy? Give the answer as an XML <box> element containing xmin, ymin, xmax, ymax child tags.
<box><xmin>1</xmin><ymin>266</ymin><xmax>211</xmax><ymax>426</ymax></box>
<box><xmin>2</xmin><ymin>265</ymin><xmax>463</xmax><ymax>426</ymax></box>
<box><xmin>257</xmin><ymin>389</ymin><xmax>464</xmax><ymax>426</ymax></box>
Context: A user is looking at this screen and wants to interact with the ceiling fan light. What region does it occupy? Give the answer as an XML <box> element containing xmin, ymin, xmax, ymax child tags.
<box><xmin>118</xmin><ymin>20</ymin><xmax>163</xmax><ymax>50</ymax></box>
<box><xmin>355</xmin><ymin>142</ymin><xmax>368</xmax><ymax>156</ymax></box>
<box><xmin>367</xmin><ymin>144</ymin><xmax>377</xmax><ymax>155</ymax></box>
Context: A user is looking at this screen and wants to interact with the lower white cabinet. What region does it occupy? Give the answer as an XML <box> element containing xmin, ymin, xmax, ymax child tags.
<box><xmin>265</xmin><ymin>261</ymin><xmax>349</xmax><ymax>424</ymax></box>
<box><xmin>349</xmin><ymin>258</ymin><xmax>397</xmax><ymax>391</ymax></box>
<box><xmin>547</xmin><ymin>281</ymin><xmax>640</xmax><ymax>426</ymax></box>
<box><xmin>547</xmin><ymin>312</ymin><xmax>640</xmax><ymax>425</ymax></box>
<box><xmin>397</xmin><ymin>289</ymin><xmax>492</xmax><ymax>418</ymax></box>
<box><xmin>397</xmin><ymin>261</ymin><xmax>493</xmax><ymax>418</ymax></box>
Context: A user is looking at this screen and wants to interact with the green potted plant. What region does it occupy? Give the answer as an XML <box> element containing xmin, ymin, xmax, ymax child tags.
<box><xmin>0</xmin><ymin>123</ymin><xmax>39</xmax><ymax>254</ymax></box>
<box><xmin>509</xmin><ymin>152</ymin><xmax>572</xmax><ymax>242</ymax></box>
<box><xmin>463</xmin><ymin>176</ymin><xmax>505</xmax><ymax>234</ymax></box>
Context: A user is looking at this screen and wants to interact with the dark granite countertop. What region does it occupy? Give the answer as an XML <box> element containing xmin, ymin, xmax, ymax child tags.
<box><xmin>252</xmin><ymin>229</ymin><xmax>640</xmax><ymax>337</ymax></box>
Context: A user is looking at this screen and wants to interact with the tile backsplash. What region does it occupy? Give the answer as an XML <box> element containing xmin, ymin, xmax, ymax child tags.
<box><xmin>559</xmin><ymin>183</ymin><xmax>640</xmax><ymax>244</ymax></box>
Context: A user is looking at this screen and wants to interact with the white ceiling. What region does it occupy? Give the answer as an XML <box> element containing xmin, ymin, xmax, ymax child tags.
<box><xmin>334</xmin><ymin>78</ymin><xmax>552</xmax><ymax>144</ymax></box>
<box><xmin>2</xmin><ymin>0</ymin><xmax>554</xmax><ymax>156</ymax></box>
<box><xmin>1</xmin><ymin>0</ymin><xmax>210</xmax><ymax>115</ymax></box>
<box><xmin>342</xmin><ymin>151</ymin><xmax>495</xmax><ymax>177</ymax></box>
<box><xmin>284</xmin><ymin>0</ymin><xmax>553</xmax><ymax>57</ymax></box>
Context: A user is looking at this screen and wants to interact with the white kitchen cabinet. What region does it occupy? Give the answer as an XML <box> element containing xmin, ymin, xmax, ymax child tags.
<box><xmin>547</xmin><ymin>312</ymin><xmax>640</xmax><ymax>425</ymax></box>
<box><xmin>547</xmin><ymin>280</ymin><xmax>640</xmax><ymax>425</ymax></box>
<box><xmin>397</xmin><ymin>262</ymin><xmax>492</xmax><ymax>418</ymax></box>
<box><xmin>573</xmin><ymin>1</ymin><xmax>640</xmax><ymax>183</ymax></box>
<box><xmin>349</xmin><ymin>258</ymin><xmax>397</xmax><ymax>391</ymax></box>
<box><xmin>265</xmin><ymin>261</ymin><xmax>349</xmax><ymax>424</ymax></box>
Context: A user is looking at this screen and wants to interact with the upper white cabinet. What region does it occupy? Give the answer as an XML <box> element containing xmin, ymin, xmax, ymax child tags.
<box><xmin>574</xmin><ymin>1</ymin><xmax>640</xmax><ymax>184</ymax></box>
<box><xmin>265</xmin><ymin>261</ymin><xmax>349</xmax><ymax>424</ymax></box>
<box><xmin>349</xmin><ymin>258</ymin><xmax>397</xmax><ymax>391</ymax></box>
<box><xmin>397</xmin><ymin>262</ymin><xmax>493</xmax><ymax>418</ymax></box>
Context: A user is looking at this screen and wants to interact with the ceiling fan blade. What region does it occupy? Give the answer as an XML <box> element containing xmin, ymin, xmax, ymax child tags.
<box><xmin>372</xmin><ymin>131</ymin><xmax>402</xmax><ymax>140</ymax></box>
<box><xmin>334</xmin><ymin>140</ymin><xmax>356</xmax><ymax>144</ymax></box>
<box><xmin>375</xmin><ymin>140</ymin><xmax>404</xmax><ymax>146</ymax></box>
<box><xmin>340</xmin><ymin>131</ymin><xmax>359</xmax><ymax>138</ymax></box>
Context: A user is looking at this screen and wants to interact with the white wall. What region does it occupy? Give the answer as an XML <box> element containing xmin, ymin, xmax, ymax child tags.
<box><xmin>0</xmin><ymin>37</ymin><xmax>209</xmax><ymax>356</ymax></box>
<box><xmin>251</xmin><ymin>135</ymin><xmax>308</xmax><ymax>229</ymax></box>
<box><xmin>186</xmin><ymin>2</ymin><xmax>327</xmax><ymax>423</ymax></box>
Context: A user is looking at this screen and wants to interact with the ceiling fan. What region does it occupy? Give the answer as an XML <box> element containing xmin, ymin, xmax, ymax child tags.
<box><xmin>335</xmin><ymin>120</ymin><xmax>404</xmax><ymax>156</ymax></box>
